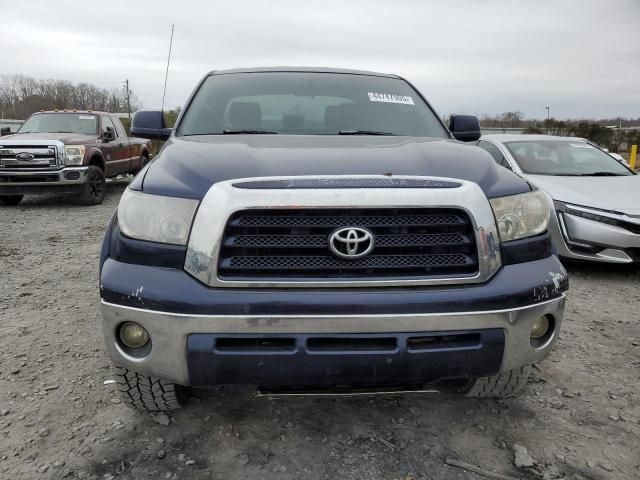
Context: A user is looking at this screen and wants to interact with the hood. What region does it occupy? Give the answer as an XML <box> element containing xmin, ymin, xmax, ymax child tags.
<box><xmin>140</xmin><ymin>135</ymin><xmax>529</xmax><ymax>199</ymax></box>
<box><xmin>526</xmin><ymin>174</ymin><xmax>640</xmax><ymax>216</ymax></box>
<box><xmin>1</xmin><ymin>132</ymin><xmax>97</xmax><ymax>145</ymax></box>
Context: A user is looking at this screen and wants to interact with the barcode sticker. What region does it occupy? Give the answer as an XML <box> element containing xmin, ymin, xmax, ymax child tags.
<box><xmin>368</xmin><ymin>92</ymin><xmax>415</xmax><ymax>105</ymax></box>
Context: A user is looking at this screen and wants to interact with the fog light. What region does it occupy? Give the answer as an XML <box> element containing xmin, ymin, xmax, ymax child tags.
<box><xmin>119</xmin><ymin>322</ymin><xmax>150</xmax><ymax>349</ymax></box>
<box><xmin>530</xmin><ymin>316</ymin><xmax>550</xmax><ymax>339</ymax></box>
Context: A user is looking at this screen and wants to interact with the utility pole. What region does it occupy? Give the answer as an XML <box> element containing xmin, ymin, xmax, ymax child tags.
<box><xmin>545</xmin><ymin>106</ymin><xmax>550</xmax><ymax>120</ymax></box>
<box><xmin>618</xmin><ymin>117</ymin><xmax>623</xmax><ymax>150</ymax></box>
<box><xmin>124</xmin><ymin>79</ymin><xmax>131</xmax><ymax>121</ymax></box>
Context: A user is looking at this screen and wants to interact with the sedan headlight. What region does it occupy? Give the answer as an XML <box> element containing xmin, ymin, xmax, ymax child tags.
<box><xmin>490</xmin><ymin>190</ymin><xmax>550</xmax><ymax>242</ymax></box>
<box><xmin>64</xmin><ymin>145</ymin><xmax>85</xmax><ymax>165</ymax></box>
<box><xmin>117</xmin><ymin>189</ymin><xmax>199</xmax><ymax>245</ymax></box>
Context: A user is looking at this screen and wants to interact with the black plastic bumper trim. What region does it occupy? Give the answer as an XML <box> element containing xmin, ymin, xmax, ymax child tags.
<box><xmin>187</xmin><ymin>329</ymin><xmax>504</xmax><ymax>387</ymax></box>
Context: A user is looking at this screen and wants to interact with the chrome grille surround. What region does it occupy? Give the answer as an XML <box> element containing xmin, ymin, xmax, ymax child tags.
<box><xmin>0</xmin><ymin>140</ymin><xmax>65</xmax><ymax>170</ymax></box>
<box><xmin>184</xmin><ymin>175</ymin><xmax>502</xmax><ymax>288</ymax></box>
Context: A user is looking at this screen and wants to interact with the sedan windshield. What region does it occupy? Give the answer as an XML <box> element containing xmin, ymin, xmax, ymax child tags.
<box><xmin>504</xmin><ymin>140</ymin><xmax>633</xmax><ymax>176</ymax></box>
<box><xmin>177</xmin><ymin>72</ymin><xmax>448</xmax><ymax>137</ymax></box>
<box><xmin>18</xmin><ymin>113</ymin><xmax>98</xmax><ymax>135</ymax></box>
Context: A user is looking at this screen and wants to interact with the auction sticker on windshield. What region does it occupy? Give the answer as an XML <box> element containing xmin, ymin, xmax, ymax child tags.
<box><xmin>368</xmin><ymin>92</ymin><xmax>415</xmax><ymax>105</ymax></box>
<box><xmin>79</xmin><ymin>115</ymin><xmax>96</xmax><ymax>120</ymax></box>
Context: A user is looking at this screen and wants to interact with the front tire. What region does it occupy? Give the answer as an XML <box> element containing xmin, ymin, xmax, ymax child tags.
<box><xmin>450</xmin><ymin>365</ymin><xmax>531</xmax><ymax>398</ymax></box>
<box><xmin>80</xmin><ymin>166</ymin><xmax>106</xmax><ymax>205</ymax></box>
<box><xmin>115</xmin><ymin>367</ymin><xmax>191</xmax><ymax>412</ymax></box>
<box><xmin>0</xmin><ymin>195</ymin><xmax>23</xmax><ymax>206</ymax></box>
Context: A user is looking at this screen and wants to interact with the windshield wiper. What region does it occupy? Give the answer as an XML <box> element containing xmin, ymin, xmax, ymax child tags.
<box><xmin>577</xmin><ymin>171</ymin><xmax>628</xmax><ymax>177</ymax></box>
<box><xmin>338</xmin><ymin>130</ymin><xmax>395</xmax><ymax>136</ymax></box>
<box><xmin>222</xmin><ymin>129</ymin><xmax>278</xmax><ymax>134</ymax></box>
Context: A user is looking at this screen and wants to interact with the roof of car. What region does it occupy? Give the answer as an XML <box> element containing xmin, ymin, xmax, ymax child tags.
<box><xmin>208</xmin><ymin>66</ymin><xmax>400</xmax><ymax>78</ymax></box>
<box><xmin>481</xmin><ymin>134</ymin><xmax>588</xmax><ymax>143</ymax></box>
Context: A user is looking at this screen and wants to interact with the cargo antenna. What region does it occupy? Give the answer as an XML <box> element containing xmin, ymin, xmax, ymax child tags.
<box><xmin>161</xmin><ymin>24</ymin><xmax>175</xmax><ymax>113</ymax></box>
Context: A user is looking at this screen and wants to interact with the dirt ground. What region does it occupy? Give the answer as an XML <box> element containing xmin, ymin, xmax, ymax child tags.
<box><xmin>1</xmin><ymin>179</ymin><xmax>639</xmax><ymax>480</ymax></box>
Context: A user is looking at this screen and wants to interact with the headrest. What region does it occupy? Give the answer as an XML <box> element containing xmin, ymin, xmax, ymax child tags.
<box><xmin>337</xmin><ymin>103</ymin><xmax>359</xmax><ymax>122</ymax></box>
<box><xmin>324</xmin><ymin>105</ymin><xmax>339</xmax><ymax>130</ymax></box>
<box><xmin>229</xmin><ymin>102</ymin><xmax>262</xmax><ymax>128</ymax></box>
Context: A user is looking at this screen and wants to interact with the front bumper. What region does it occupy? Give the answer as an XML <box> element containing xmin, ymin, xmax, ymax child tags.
<box><xmin>100</xmin><ymin>255</ymin><xmax>568</xmax><ymax>387</ymax></box>
<box><xmin>550</xmin><ymin>208</ymin><xmax>640</xmax><ymax>263</ymax></box>
<box><xmin>0</xmin><ymin>166</ymin><xmax>89</xmax><ymax>195</ymax></box>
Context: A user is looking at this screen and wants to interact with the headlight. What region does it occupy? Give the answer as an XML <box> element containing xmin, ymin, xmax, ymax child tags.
<box><xmin>490</xmin><ymin>190</ymin><xmax>550</xmax><ymax>242</ymax></box>
<box><xmin>64</xmin><ymin>145</ymin><xmax>85</xmax><ymax>165</ymax></box>
<box><xmin>117</xmin><ymin>189</ymin><xmax>199</xmax><ymax>245</ymax></box>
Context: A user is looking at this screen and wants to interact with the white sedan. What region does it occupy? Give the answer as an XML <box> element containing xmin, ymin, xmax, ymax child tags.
<box><xmin>478</xmin><ymin>135</ymin><xmax>640</xmax><ymax>264</ymax></box>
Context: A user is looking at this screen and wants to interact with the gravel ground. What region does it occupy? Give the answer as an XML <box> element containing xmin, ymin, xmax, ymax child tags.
<box><xmin>1</xmin><ymin>180</ymin><xmax>639</xmax><ymax>480</ymax></box>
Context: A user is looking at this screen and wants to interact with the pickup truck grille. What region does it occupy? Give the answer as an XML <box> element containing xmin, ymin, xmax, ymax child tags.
<box><xmin>218</xmin><ymin>208</ymin><xmax>478</xmax><ymax>279</ymax></box>
<box><xmin>0</xmin><ymin>145</ymin><xmax>60</xmax><ymax>169</ymax></box>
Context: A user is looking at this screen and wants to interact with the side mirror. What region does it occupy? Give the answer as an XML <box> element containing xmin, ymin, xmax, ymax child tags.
<box><xmin>449</xmin><ymin>115</ymin><xmax>481</xmax><ymax>142</ymax></box>
<box><xmin>0</xmin><ymin>127</ymin><xmax>11</xmax><ymax>136</ymax></box>
<box><xmin>131</xmin><ymin>110</ymin><xmax>173</xmax><ymax>141</ymax></box>
<box><xmin>103</xmin><ymin>126</ymin><xmax>115</xmax><ymax>142</ymax></box>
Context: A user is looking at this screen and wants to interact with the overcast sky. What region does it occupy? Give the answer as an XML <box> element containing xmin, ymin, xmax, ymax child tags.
<box><xmin>1</xmin><ymin>0</ymin><xmax>639</xmax><ymax>119</ymax></box>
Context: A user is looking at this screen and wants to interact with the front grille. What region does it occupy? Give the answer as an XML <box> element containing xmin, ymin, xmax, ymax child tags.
<box><xmin>0</xmin><ymin>145</ymin><xmax>59</xmax><ymax>169</ymax></box>
<box><xmin>219</xmin><ymin>208</ymin><xmax>478</xmax><ymax>280</ymax></box>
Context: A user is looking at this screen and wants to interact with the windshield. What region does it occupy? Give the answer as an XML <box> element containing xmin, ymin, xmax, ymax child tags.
<box><xmin>504</xmin><ymin>140</ymin><xmax>633</xmax><ymax>176</ymax></box>
<box><xmin>177</xmin><ymin>72</ymin><xmax>448</xmax><ymax>137</ymax></box>
<box><xmin>17</xmin><ymin>113</ymin><xmax>98</xmax><ymax>135</ymax></box>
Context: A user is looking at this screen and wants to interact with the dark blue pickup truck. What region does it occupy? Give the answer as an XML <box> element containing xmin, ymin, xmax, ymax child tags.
<box><xmin>99</xmin><ymin>67</ymin><xmax>568</xmax><ymax>411</ymax></box>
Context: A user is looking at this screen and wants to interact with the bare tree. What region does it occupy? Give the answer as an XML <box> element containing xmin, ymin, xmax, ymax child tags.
<box><xmin>0</xmin><ymin>74</ymin><xmax>142</xmax><ymax>119</ymax></box>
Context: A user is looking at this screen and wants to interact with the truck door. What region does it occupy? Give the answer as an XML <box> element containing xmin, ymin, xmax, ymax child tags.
<box><xmin>112</xmin><ymin>116</ymin><xmax>135</xmax><ymax>170</ymax></box>
<box><xmin>100</xmin><ymin>116</ymin><xmax>128</xmax><ymax>175</ymax></box>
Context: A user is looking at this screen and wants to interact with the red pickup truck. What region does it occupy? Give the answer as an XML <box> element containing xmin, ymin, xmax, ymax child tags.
<box><xmin>0</xmin><ymin>111</ymin><xmax>151</xmax><ymax>205</ymax></box>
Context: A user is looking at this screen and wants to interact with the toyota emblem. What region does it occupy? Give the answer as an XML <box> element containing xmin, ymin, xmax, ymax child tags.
<box><xmin>329</xmin><ymin>227</ymin><xmax>375</xmax><ymax>259</ymax></box>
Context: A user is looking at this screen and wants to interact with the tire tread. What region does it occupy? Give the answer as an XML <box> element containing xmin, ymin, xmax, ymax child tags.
<box><xmin>115</xmin><ymin>367</ymin><xmax>188</xmax><ymax>412</ymax></box>
<box><xmin>460</xmin><ymin>365</ymin><xmax>531</xmax><ymax>398</ymax></box>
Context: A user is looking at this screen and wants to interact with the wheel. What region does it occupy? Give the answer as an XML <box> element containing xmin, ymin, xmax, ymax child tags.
<box><xmin>0</xmin><ymin>195</ymin><xmax>23</xmax><ymax>206</ymax></box>
<box><xmin>450</xmin><ymin>365</ymin><xmax>531</xmax><ymax>398</ymax></box>
<box><xmin>131</xmin><ymin>152</ymin><xmax>149</xmax><ymax>175</ymax></box>
<box><xmin>80</xmin><ymin>166</ymin><xmax>106</xmax><ymax>205</ymax></box>
<box><xmin>115</xmin><ymin>367</ymin><xmax>191</xmax><ymax>412</ymax></box>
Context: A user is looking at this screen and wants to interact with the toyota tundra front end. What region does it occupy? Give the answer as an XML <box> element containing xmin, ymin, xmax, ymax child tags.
<box><xmin>99</xmin><ymin>68</ymin><xmax>568</xmax><ymax>411</ymax></box>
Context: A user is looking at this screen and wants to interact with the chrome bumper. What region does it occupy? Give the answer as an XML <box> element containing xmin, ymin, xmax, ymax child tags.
<box><xmin>101</xmin><ymin>295</ymin><xmax>566</xmax><ymax>386</ymax></box>
<box><xmin>0</xmin><ymin>166</ymin><xmax>89</xmax><ymax>187</ymax></box>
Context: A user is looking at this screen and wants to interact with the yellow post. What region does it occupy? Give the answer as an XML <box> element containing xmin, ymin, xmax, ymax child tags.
<box><xmin>630</xmin><ymin>144</ymin><xmax>637</xmax><ymax>171</ymax></box>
